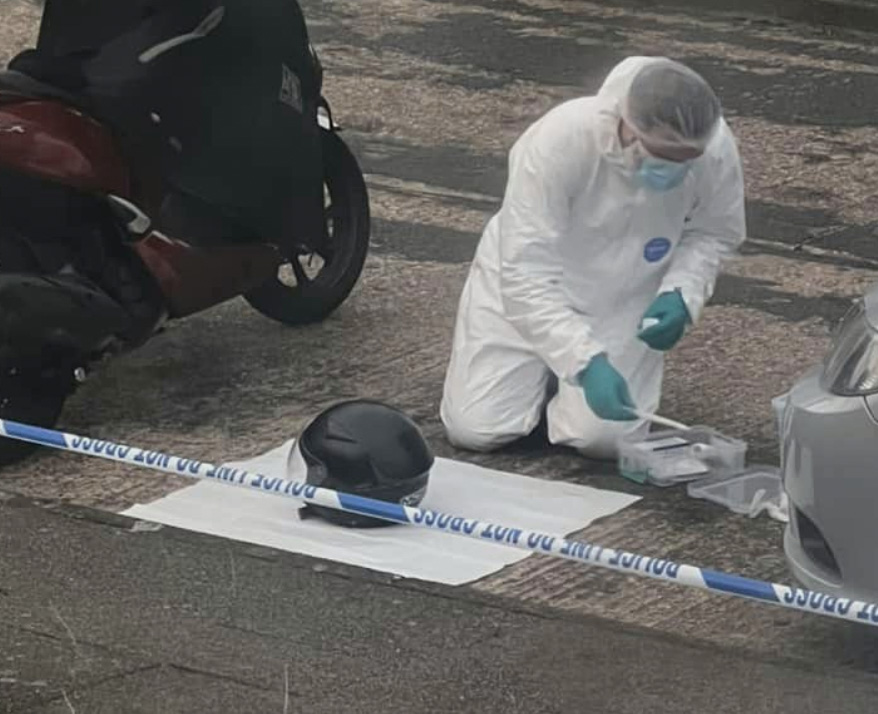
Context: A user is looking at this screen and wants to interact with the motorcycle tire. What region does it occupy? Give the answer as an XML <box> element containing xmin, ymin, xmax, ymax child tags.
<box><xmin>0</xmin><ymin>367</ymin><xmax>68</xmax><ymax>468</ymax></box>
<box><xmin>244</xmin><ymin>130</ymin><xmax>370</xmax><ymax>326</ymax></box>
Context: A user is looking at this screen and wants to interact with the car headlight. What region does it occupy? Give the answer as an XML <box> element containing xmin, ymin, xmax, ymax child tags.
<box><xmin>821</xmin><ymin>298</ymin><xmax>878</xmax><ymax>396</ymax></box>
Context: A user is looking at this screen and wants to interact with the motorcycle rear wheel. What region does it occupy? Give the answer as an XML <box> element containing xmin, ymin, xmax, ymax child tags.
<box><xmin>244</xmin><ymin>130</ymin><xmax>370</xmax><ymax>326</ymax></box>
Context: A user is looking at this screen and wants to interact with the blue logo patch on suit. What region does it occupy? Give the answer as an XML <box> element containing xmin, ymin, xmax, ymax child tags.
<box><xmin>644</xmin><ymin>237</ymin><xmax>672</xmax><ymax>263</ymax></box>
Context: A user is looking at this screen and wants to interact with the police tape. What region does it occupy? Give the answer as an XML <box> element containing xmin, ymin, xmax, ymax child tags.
<box><xmin>4</xmin><ymin>418</ymin><xmax>876</xmax><ymax>627</ymax></box>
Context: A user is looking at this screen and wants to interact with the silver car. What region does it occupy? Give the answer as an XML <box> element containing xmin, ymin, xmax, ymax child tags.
<box><xmin>778</xmin><ymin>286</ymin><xmax>878</xmax><ymax>603</ymax></box>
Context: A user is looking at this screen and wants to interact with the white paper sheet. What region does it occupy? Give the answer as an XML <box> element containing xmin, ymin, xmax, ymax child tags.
<box><xmin>122</xmin><ymin>441</ymin><xmax>639</xmax><ymax>586</ymax></box>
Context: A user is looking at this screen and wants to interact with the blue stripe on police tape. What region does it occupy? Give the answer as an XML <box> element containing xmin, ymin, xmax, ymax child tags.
<box><xmin>701</xmin><ymin>569</ymin><xmax>779</xmax><ymax>602</ymax></box>
<box><xmin>336</xmin><ymin>493</ymin><xmax>411</xmax><ymax>523</ymax></box>
<box><xmin>3</xmin><ymin>422</ymin><xmax>67</xmax><ymax>448</ymax></box>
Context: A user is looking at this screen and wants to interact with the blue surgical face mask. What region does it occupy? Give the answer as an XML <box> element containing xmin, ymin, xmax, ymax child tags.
<box><xmin>636</xmin><ymin>156</ymin><xmax>691</xmax><ymax>192</ymax></box>
<box><xmin>622</xmin><ymin>139</ymin><xmax>692</xmax><ymax>191</ymax></box>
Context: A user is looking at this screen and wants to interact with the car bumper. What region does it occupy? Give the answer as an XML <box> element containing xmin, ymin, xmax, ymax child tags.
<box><xmin>780</xmin><ymin>367</ymin><xmax>878</xmax><ymax>602</ymax></box>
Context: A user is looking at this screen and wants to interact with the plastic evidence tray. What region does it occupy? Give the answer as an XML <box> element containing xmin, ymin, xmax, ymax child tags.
<box><xmin>617</xmin><ymin>426</ymin><xmax>748</xmax><ymax>487</ymax></box>
<box><xmin>687</xmin><ymin>467</ymin><xmax>783</xmax><ymax>515</ymax></box>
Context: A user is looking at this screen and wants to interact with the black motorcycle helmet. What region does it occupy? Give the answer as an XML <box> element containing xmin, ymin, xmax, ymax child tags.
<box><xmin>291</xmin><ymin>400</ymin><xmax>434</xmax><ymax>528</ymax></box>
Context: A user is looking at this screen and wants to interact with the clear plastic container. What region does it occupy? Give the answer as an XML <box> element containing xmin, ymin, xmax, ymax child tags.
<box><xmin>687</xmin><ymin>467</ymin><xmax>787</xmax><ymax>521</ymax></box>
<box><xmin>617</xmin><ymin>427</ymin><xmax>748</xmax><ymax>487</ymax></box>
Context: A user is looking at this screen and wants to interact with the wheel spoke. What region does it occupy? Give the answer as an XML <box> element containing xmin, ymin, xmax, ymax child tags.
<box><xmin>314</xmin><ymin>242</ymin><xmax>335</xmax><ymax>262</ymax></box>
<box><xmin>290</xmin><ymin>257</ymin><xmax>311</xmax><ymax>286</ymax></box>
<box><xmin>317</xmin><ymin>208</ymin><xmax>337</xmax><ymax>263</ymax></box>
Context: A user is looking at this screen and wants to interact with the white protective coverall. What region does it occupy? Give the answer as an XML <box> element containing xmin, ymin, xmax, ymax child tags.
<box><xmin>440</xmin><ymin>56</ymin><xmax>747</xmax><ymax>458</ymax></box>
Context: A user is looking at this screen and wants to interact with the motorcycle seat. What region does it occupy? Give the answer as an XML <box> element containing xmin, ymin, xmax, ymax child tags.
<box><xmin>0</xmin><ymin>69</ymin><xmax>88</xmax><ymax>112</ymax></box>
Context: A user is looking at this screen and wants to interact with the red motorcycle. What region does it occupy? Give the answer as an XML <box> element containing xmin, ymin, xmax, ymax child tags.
<box><xmin>0</xmin><ymin>0</ymin><xmax>370</xmax><ymax>465</ymax></box>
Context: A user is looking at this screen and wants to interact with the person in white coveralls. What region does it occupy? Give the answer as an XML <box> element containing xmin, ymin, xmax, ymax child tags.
<box><xmin>440</xmin><ymin>56</ymin><xmax>747</xmax><ymax>459</ymax></box>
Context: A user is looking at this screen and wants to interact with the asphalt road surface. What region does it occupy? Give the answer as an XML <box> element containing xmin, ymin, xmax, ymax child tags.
<box><xmin>5</xmin><ymin>495</ymin><xmax>878</xmax><ymax>713</ymax></box>
<box><xmin>4</xmin><ymin>0</ymin><xmax>878</xmax><ymax>710</ymax></box>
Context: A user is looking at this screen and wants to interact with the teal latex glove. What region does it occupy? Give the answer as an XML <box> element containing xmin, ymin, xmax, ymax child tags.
<box><xmin>638</xmin><ymin>290</ymin><xmax>691</xmax><ymax>352</ymax></box>
<box><xmin>578</xmin><ymin>354</ymin><xmax>637</xmax><ymax>422</ymax></box>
